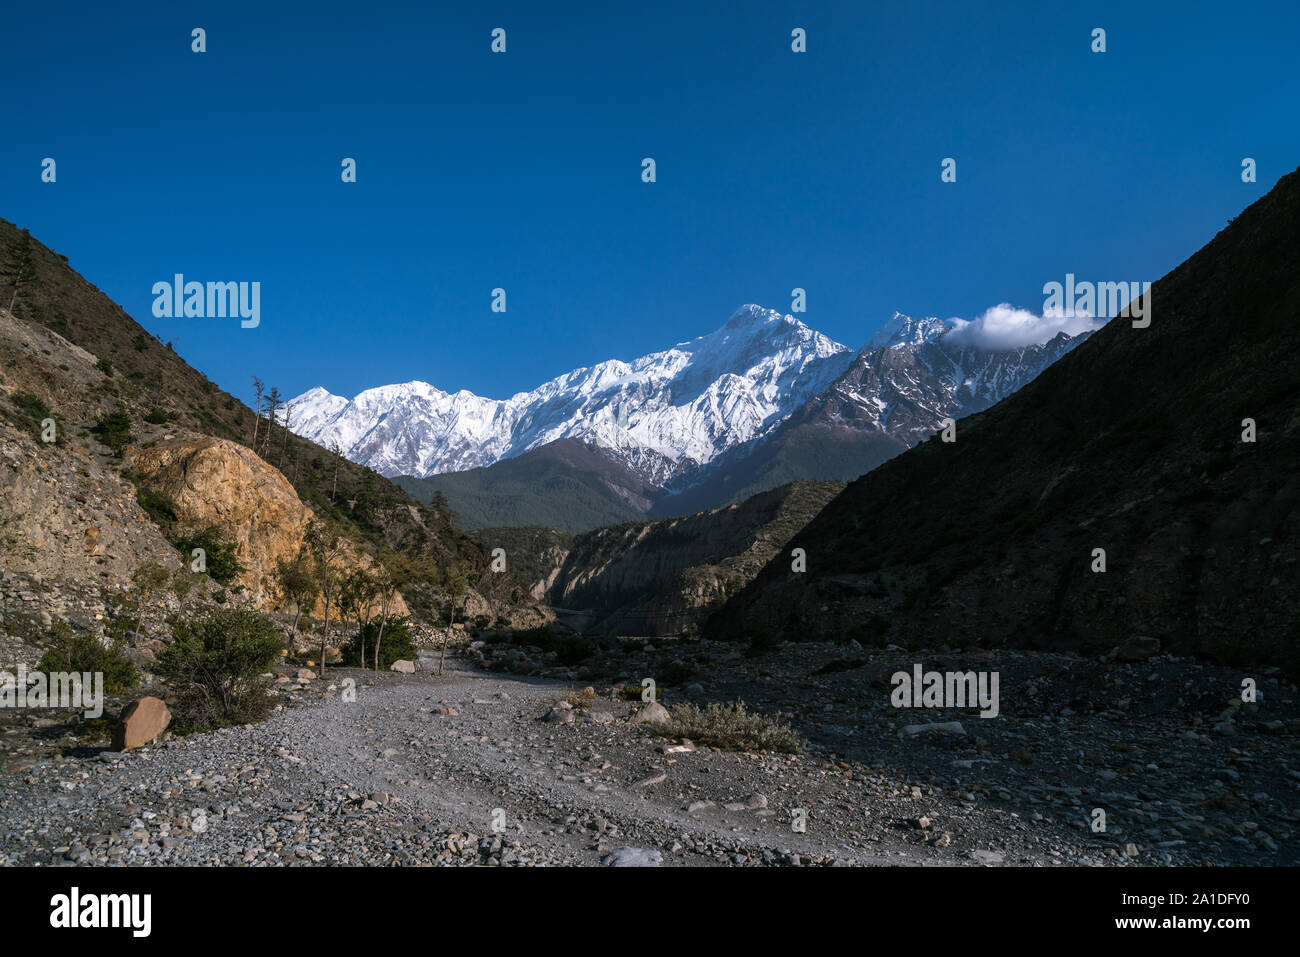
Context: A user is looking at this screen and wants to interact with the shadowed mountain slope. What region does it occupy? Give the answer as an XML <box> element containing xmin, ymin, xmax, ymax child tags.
<box><xmin>707</xmin><ymin>169</ymin><xmax>1300</xmax><ymax>671</ymax></box>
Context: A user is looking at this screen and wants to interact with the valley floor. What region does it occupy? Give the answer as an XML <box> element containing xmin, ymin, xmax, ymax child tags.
<box><xmin>1</xmin><ymin>646</ymin><xmax>1296</xmax><ymax>867</ymax></box>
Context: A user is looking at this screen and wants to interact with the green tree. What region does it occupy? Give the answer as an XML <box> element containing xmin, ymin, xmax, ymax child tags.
<box><xmin>371</xmin><ymin>565</ymin><xmax>400</xmax><ymax>671</ymax></box>
<box><xmin>305</xmin><ymin>521</ymin><xmax>347</xmax><ymax>677</ymax></box>
<box><xmin>339</xmin><ymin>567</ymin><xmax>377</xmax><ymax>668</ymax></box>
<box><xmin>173</xmin><ymin>526</ymin><xmax>244</xmax><ymax>585</ymax></box>
<box><xmin>274</xmin><ymin>553</ymin><xmax>319</xmax><ymax>656</ymax></box>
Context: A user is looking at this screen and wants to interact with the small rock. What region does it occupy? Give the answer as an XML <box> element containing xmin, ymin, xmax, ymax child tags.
<box><xmin>602</xmin><ymin>847</ymin><xmax>662</xmax><ymax>867</ymax></box>
<box><xmin>899</xmin><ymin>721</ymin><xmax>965</xmax><ymax>739</ymax></box>
<box><xmin>632</xmin><ymin>702</ymin><xmax>671</xmax><ymax>726</ymax></box>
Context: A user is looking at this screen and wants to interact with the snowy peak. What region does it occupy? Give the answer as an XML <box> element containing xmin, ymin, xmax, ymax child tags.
<box><xmin>864</xmin><ymin>312</ymin><xmax>951</xmax><ymax>351</ymax></box>
<box><xmin>288</xmin><ymin>303</ymin><xmax>1088</xmax><ymax>490</ymax></box>
<box><xmin>289</xmin><ymin>305</ymin><xmax>855</xmax><ymax>481</ymax></box>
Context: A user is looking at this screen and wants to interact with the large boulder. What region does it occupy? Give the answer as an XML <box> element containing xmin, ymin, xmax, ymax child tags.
<box><xmin>110</xmin><ymin>696</ymin><xmax>171</xmax><ymax>751</ymax></box>
<box><xmin>390</xmin><ymin>659</ymin><xmax>416</xmax><ymax>674</ymax></box>
<box><xmin>133</xmin><ymin>437</ymin><xmax>407</xmax><ymax>617</ymax></box>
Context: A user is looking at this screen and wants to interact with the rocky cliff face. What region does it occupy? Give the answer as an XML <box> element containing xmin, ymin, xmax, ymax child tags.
<box><xmin>133</xmin><ymin>436</ymin><xmax>408</xmax><ymax>617</ymax></box>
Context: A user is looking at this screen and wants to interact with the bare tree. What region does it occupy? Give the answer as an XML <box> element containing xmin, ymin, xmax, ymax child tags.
<box><xmin>250</xmin><ymin>377</ymin><xmax>265</xmax><ymax>449</ymax></box>
<box><xmin>306</xmin><ymin>521</ymin><xmax>347</xmax><ymax>677</ymax></box>
<box><xmin>440</xmin><ymin>565</ymin><xmax>467</xmax><ymax>675</ymax></box>
<box><xmin>262</xmin><ymin>386</ymin><xmax>283</xmax><ymax>458</ymax></box>
<box><xmin>372</xmin><ymin>566</ymin><xmax>399</xmax><ymax>671</ymax></box>
<box><xmin>278</xmin><ymin>400</ymin><xmax>295</xmax><ymax>469</ymax></box>
<box><xmin>329</xmin><ymin>442</ymin><xmax>343</xmax><ymax>503</ymax></box>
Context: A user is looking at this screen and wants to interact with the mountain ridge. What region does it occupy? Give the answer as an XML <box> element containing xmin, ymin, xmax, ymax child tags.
<box><xmin>299</xmin><ymin>305</ymin><xmax>1092</xmax><ymax>529</ymax></box>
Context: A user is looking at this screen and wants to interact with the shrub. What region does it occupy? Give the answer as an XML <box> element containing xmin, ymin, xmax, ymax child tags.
<box><xmin>562</xmin><ymin>686</ymin><xmax>596</xmax><ymax>710</ymax></box>
<box><xmin>142</xmin><ymin>407</ymin><xmax>170</xmax><ymax>425</ymax></box>
<box><xmin>554</xmin><ymin>635</ymin><xmax>595</xmax><ymax>665</ymax></box>
<box><xmin>94</xmin><ymin>408</ymin><xmax>134</xmax><ymax>455</ymax></box>
<box><xmin>136</xmin><ymin>488</ymin><xmax>178</xmax><ymax>525</ymax></box>
<box><xmin>36</xmin><ymin>623</ymin><xmax>137</xmax><ymax>694</ymax></box>
<box><xmin>95</xmin><ymin>357</ymin><xmax>114</xmax><ymax>377</ymax></box>
<box><xmin>656</xmin><ymin>659</ymin><xmax>696</xmax><ymax>685</ymax></box>
<box><xmin>339</xmin><ymin>616</ymin><xmax>417</xmax><ymax>669</ymax></box>
<box><xmin>172</xmin><ymin>526</ymin><xmax>244</xmax><ymax>584</ymax></box>
<box><xmin>498</xmin><ymin>626</ymin><xmax>595</xmax><ymax>665</ymax></box>
<box><xmin>653</xmin><ymin>700</ymin><xmax>801</xmax><ymax>754</ymax></box>
<box><xmin>9</xmin><ymin>392</ymin><xmax>61</xmax><ymax>444</ymax></box>
<box><xmin>154</xmin><ymin>608</ymin><xmax>281</xmax><ymax>732</ymax></box>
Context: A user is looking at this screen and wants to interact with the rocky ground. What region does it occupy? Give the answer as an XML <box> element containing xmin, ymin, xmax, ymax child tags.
<box><xmin>3</xmin><ymin>637</ymin><xmax>1295</xmax><ymax>867</ymax></box>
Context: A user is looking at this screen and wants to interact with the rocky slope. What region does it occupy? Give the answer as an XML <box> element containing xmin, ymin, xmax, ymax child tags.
<box><xmin>543</xmin><ymin>481</ymin><xmax>844</xmax><ymax>636</ymax></box>
<box><xmin>0</xmin><ymin>217</ymin><xmax>541</xmax><ymax>659</ymax></box>
<box><xmin>707</xmin><ymin>167</ymin><xmax>1300</xmax><ymax>670</ymax></box>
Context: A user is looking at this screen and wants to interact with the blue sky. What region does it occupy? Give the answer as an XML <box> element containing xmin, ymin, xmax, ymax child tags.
<box><xmin>3</xmin><ymin>0</ymin><xmax>1297</xmax><ymax>405</ymax></box>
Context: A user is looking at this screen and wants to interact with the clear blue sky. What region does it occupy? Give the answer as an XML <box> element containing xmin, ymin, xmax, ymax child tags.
<box><xmin>3</xmin><ymin>0</ymin><xmax>1296</xmax><ymax>405</ymax></box>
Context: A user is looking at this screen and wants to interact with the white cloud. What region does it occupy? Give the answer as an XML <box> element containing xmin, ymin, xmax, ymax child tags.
<box><xmin>943</xmin><ymin>303</ymin><xmax>1105</xmax><ymax>351</ymax></box>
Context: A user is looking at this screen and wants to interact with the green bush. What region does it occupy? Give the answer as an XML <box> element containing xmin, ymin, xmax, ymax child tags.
<box><xmin>36</xmin><ymin>623</ymin><xmax>137</xmax><ymax>694</ymax></box>
<box><xmin>94</xmin><ymin>408</ymin><xmax>134</xmax><ymax>455</ymax></box>
<box><xmin>154</xmin><ymin>608</ymin><xmax>282</xmax><ymax>732</ymax></box>
<box><xmin>142</xmin><ymin>407</ymin><xmax>170</xmax><ymax>425</ymax></box>
<box><xmin>137</xmin><ymin>488</ymin><xmax>178</xmax><ymax>525</ymax></box>
<box><xmin>172</xmin><ymin>526</ymin><xmax>244</xmax><ymax>584</ymax></box>
<box><xmin>339</xmin><ymin>616</ymin><xmax>417</xmax><ymax>669</ymax></box>
<box><xmin>95</xmin><ymin>357</ymin><xmax>114</xmax><ymax>377</ymax></box>
<box><xmin>9</xmin><ymin>392</ymin><xmax>61</xmax><ymax>444</ymax></box>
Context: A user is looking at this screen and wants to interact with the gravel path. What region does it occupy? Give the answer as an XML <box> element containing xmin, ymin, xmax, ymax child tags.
<box><xmin>3</xmin><ymin>649</ymin><xmax>1293</xmax><ymax>867</ymax></box>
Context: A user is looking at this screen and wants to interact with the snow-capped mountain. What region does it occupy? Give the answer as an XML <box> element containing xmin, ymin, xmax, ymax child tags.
<box><xmin>652</xmin><ymin>314</ymin><xmax>1091</xmax><ymax>513</ymax></box>
<box><xmin>289</xmin><ymin>304</ymin><xmax>1093</xmax><ymax>501</ymax></box>
<box><xmin>289</xmin><ymin>305</ymin><xmax>855</xmax><ymax>482</ymax></box>
<box><xmin>799</xmin><ymin>320</ymin><xmax>1088</xmax><ymax>445</ymax></box>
